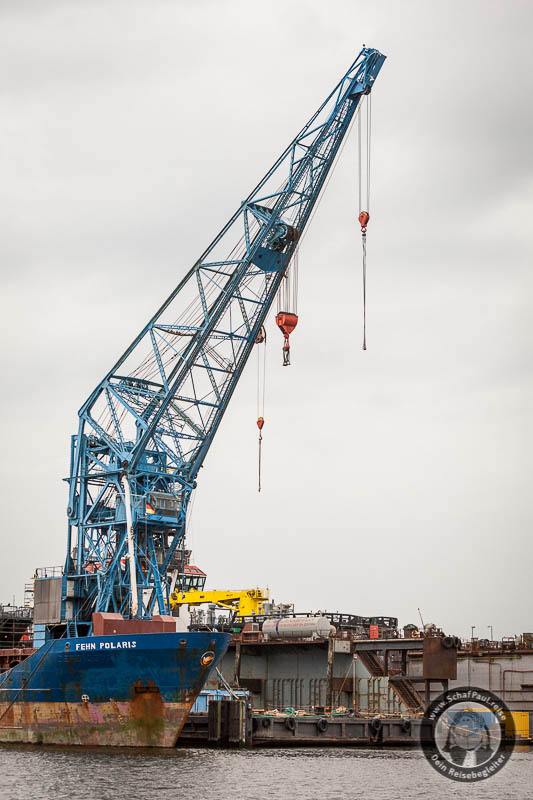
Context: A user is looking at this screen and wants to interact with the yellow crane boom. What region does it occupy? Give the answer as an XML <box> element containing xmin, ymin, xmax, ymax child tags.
<box><xmin>169</xmin><ymin>587</ymin><xmax>269</xmax><ymax>617</ymax></box>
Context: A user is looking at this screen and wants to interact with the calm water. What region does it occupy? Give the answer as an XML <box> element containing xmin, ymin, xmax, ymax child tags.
<box><xmin>0</xmin><ymin>745</ymin><xmax>531</xmax><ymax>799</ymax></box>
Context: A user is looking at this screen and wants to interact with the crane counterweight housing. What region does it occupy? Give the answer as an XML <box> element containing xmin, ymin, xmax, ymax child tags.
<box><xmin>62</xmin><ymin>47</ymin><xmax>386</xmax><ymax>635</ymax></box>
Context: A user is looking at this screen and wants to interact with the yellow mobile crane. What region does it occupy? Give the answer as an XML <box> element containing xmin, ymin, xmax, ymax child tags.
<box><xmin>169</xmin><ymin>587</ymin><xmax>269</xmax><ymax>618</ymax></box>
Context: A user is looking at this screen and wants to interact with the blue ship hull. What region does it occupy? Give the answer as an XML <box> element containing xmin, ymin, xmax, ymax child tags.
<box><xmin>0</xmin><ymin>630</ymin><xmax>230</xmax><ymax>747</ymax></box>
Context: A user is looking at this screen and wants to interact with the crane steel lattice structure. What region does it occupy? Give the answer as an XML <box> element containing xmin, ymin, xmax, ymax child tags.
<box><xmin>63</xmin><ymin>47</ymin><xmax>386</xmax><ymax>634</ymax></box>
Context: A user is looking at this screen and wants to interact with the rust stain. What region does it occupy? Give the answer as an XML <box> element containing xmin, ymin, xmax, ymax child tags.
<box><xmin>0</xmin><ymin>698</ymin><xmax>194</xmax><ymax>747</ymax></box>
<box><xmin>130</xmin><ymin>681</ymin><xmax>165</xmax><ymax>745</ymax></box>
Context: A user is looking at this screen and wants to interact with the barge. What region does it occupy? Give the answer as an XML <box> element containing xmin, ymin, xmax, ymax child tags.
<box><xmin>194</xmin><ymin>612</ymin><xmax>533</xmax><ymax>744</ymax></box>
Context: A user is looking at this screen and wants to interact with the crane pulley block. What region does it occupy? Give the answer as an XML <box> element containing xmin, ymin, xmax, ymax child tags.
<box><xmin>251</xmin><ymin>247</ymin><xmax>288</xmax><ymax>273</ymax></box>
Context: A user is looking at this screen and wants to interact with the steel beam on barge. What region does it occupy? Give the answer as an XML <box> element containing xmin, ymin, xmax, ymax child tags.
<box><xmin>353</xmin><ymin>638</ymin><xmax>424</xmax><ymax>652</ymax></box>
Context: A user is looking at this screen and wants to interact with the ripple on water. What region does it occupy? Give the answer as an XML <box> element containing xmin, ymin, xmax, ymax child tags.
<box><xmin>0</xmin><ymin>745</ymin><xmax>531</xmax><ymax>800</ymax></box>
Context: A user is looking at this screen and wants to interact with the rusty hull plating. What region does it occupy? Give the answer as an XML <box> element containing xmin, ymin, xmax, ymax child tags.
<box><xmin>0</xmin><ymin>630</ymin><xmax>230</xmax><ymax>747</ymax></box>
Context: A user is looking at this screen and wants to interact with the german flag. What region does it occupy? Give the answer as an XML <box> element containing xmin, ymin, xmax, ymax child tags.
<box><xmin>146</xmin><ymin>496</ymin><xmax>156</xmax><ymax>515</ymax></box>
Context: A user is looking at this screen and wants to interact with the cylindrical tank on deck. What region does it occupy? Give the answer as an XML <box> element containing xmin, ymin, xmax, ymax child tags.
<box><xmin>262</xmin><ymin>617</ymin><xmax>335</xmax><ymax>640</ymax></box>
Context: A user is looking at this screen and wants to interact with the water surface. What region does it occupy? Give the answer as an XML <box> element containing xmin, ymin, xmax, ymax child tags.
<box><xmin>0</xmin><ymin>745</ymin><xmax>531</xmax><ymax>799</ymax></box>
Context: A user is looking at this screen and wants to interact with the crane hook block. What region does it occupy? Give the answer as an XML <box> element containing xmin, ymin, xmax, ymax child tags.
<box><xmin>257</xmin><ymin>416</ymin><xmax>265</xmax><ymax>431</ymax></box>
<box><xmin>276</xmin><ymin>312</ymin><xmax>299</xmax><ymax>337</ymax></box>
<box><xmin>275</xmin><ymin>312</ymin><xmax>298</xmax><ymax>366</ymax></box>
<box><xmin>358</xmin><ymin>210</ymin><xmax>370</xmax><ymax>231</ymax></box>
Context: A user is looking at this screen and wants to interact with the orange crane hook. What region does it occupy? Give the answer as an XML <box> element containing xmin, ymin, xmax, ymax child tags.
<box><xmin>275</xmin><ymin>311</ymin><xmax>299</xmax><ymax>366</ymax></box>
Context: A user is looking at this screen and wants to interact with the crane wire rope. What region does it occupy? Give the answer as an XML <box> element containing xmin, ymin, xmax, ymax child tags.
<box><xmin>358</xmin><ymin>93</ymin><xmax>372</xmax><ymax>351</ymax></box>
<box><xmin>98</xmin><ymin>70</ymin><xmax>375</xmax><ymax>444</ymax></box>
<box><xmin>256</xmin><ymin>326</ymin><xmax>267</xmax><ymax>492</ymax></box>
<box><xmin>100</xmin><ymin>96</ymin><xmax>366</xmax><ymax>454</ymax></box>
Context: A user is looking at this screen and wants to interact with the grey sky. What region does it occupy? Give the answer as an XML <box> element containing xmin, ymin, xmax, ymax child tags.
<box><xmin>1</xmin><ymin>0</ymin><xmax>532</xmax><ymax>638</ymax></box>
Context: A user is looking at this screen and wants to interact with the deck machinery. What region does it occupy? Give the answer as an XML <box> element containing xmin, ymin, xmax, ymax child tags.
<box><xmin>170</xmin><ymin>587</ymin><xmax>269</xmax><ymax>618</ymax></box>
<box><xmin>56</xmin><ymin>48</ymin><xmax>386</xmax><ymax>637</ymax></box>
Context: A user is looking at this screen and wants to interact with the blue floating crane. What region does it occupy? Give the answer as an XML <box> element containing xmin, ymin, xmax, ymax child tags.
<box><xmin>63</xmin><ymin>47</ymin><xmax>386</xmax><ymax>634</ymax></box>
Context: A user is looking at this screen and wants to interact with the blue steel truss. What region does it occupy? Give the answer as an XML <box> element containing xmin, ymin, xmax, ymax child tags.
<box><xmin>63</xmin><ymin>47</ymin><xmax>386</xmax><ymax>632</ymax></box>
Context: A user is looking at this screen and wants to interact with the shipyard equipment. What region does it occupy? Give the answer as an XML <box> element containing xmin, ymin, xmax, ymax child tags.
<box><xmin>56</xmin><ymin>47</ymin><xmax>386</xmax><ymax>635</ymax></box>
<box><xmin>170</xmin><ymin>587</ymin><xmax>269</xmax><ymax>618</ymax></box>
<box><xmin>262</xmin><ymin>616</ymin><xmax>335</xmax><ymax>639</ymax></box>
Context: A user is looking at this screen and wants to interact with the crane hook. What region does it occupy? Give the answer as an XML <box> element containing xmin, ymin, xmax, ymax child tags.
<box><xmin>275</xmin><ymin>312</ymin><xmax>298</xmax><ymax>366</ymax></box>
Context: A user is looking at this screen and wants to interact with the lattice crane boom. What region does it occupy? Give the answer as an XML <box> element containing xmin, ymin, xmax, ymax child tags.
<box><xmin>63</xmin><ymin>47</ymin><xmax>386</xmax><ymax>633</ymax></box>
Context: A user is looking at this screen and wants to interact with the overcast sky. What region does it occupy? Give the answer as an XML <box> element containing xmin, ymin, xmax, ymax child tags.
<box><xmin>1</xmin><ymin>0</ymin><xmax>532</xmax><ymax>638</ymax></box>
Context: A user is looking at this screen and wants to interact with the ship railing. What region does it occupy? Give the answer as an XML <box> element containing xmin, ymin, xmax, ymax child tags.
<box><xmin>236</xmin><ymin>612</ymin><xmax>400</xmax><ymax>640</ymax></box>
<box><xmin>0</xmin><ymin>605</ymin><xmax>33</xmax><ymax>620</ymax></box>
<box><xmin>34</xmin><ymin>566</ymin><xmax>63</xmax><ymax>578</ymax></box>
